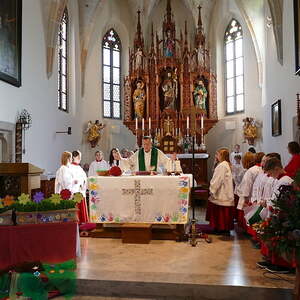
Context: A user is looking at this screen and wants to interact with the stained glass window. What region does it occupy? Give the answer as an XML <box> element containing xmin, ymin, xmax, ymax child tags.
<box><xmin>102</xmin><ymin>29</ymin><xmax>121</xmax><ymax>118</ymax></box>
<box><xmin>58</xmin><ymin>9</ymin><xmax>68</xmax><ymax>112</ymax></box>
<box><xmin>225</xmin><ymin>19</ymin><xmax>244</xmax><ymax>114</ymax></box>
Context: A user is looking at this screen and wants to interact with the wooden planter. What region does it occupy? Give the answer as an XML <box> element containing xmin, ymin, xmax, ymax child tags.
<box><xmin>16</xmin><ymin>208</ymin><xmax>78</xmax><ymax>225</ymax></box>
<box><xmin>0</xmin><ymin>210</ymin><xmax>13</xmax><ymax>225</ymax></box>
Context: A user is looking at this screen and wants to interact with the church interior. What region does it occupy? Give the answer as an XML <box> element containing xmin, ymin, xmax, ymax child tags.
<box><xmin>1</xmin><ymin>0</ymin><xmax>300</xmax><ymax>299</ymax></box>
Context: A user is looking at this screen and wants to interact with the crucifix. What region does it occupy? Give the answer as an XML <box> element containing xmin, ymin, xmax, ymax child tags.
<box><xmin>122</xmin><ymin>180</ymin><xmax>153</xmax><ymax>216</ymax></box>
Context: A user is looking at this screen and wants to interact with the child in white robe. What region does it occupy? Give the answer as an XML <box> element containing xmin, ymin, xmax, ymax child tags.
<box><xmin>88</xmin><ymin>151</ymin><xmax>109</xmax><ymax>177</ymax></box>
<box><xmin>55</xmin><ymin>151</ymin><xmax>73</xmax><ymax>193</ymax></box>
<box><xmin>70</xmin><ymin>150</ymin><xmax>89</xmax><ymax>224</ymax></box>
<box><xmin>206</xmin><ymin>148</ymin><xmax>234</xmax><ymax>234</ymax></box>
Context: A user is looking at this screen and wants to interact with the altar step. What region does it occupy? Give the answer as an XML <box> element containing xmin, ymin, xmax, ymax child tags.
<box><xmin>76</xmin><ymin>278</ymin><xmax>292</xmax><ymax>300</ymax></box>
<box><xmin>90</xmin><ymin>223</ymin><xmax>186</xmax><ymax>243</ymax></box>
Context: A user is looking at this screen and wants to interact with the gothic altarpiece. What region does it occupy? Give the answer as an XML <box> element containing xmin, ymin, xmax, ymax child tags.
<box><xmin>124</xmin><ymin>0</ymin><xmax>218</xmax><ymax>155</ymax></box>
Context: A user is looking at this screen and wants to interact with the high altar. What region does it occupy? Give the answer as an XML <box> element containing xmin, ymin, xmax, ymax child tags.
<box><xmin>123</xmin><ymin>0</ymin><xmax>218</xmax><ymax>184</ymax></box>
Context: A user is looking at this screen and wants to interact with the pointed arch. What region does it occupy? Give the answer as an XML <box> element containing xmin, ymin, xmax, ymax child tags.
<box><xmin>102</xmin><ymin>28</ymin><xmax>122</xmax><ymax>119</ymax></box>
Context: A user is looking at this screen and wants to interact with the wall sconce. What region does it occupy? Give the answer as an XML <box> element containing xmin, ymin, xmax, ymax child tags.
<box><xmin>56</xmin><ymin>127</ymin><xmax>72</xmax><ymax>135</ymax></box>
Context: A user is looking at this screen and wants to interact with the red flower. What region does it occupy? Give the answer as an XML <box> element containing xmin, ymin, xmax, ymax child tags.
<box><xmin>60</xmin><ymin>189</ymin><xmax>72</xmax><ymax>200</ymax></box>
<box><xmin>109</xmin><ymin>166</ymin><xmax>122</xmax><ymax>176</ymax></box>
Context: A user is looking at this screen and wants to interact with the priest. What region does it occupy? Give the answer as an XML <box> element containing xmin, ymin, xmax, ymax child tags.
<box><xmin>116</xmin><ymin>136</ymin><xmax>181</xmax><ymax>172</ymax></box>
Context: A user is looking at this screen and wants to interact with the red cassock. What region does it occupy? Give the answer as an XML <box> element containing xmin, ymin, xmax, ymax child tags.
<box><xmin>206</xmin><ymin>202</ymin><xmax>234</xmax><ymax>231</ymax></box>
<box><xmin>284</xmin><ymin>154</ymin><xmax>300</xmax><ymax>178</ymax></box>
<box><xmin>77</xmin><ymin>198</ymin><xmax>89</xmax><ymax>224</ymax></box>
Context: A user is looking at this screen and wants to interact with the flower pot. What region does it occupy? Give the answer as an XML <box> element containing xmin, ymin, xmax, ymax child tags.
<box><xmin>0</xmin><ymin>210</ymin><xmax>13</xmax><ymax>225</ymax></box>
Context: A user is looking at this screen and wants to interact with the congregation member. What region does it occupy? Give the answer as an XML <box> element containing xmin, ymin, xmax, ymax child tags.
<box><xmin>109</xmin><ymin>148</ymin><xmax>121</xmax><ymax>167</ymax></box>
<box><xmin>248</xmin><ymin>147</ymin><xmax>256</xmax><ymax>154</ymax></box>
<box><xmin>116</xmin><ymin>136</ymin><xmax>179</xmax><ymax>172</ymax></box>
<box><xmin>230</xmin><ymin>144</ymin><xmax>243</xmax><ymax>165</ymax></box>
<box><xmin>206</xmin><ymin>148</ymin><xmax>234</xmax><ymax>235</ymax></box>
<box><xmin>88</xmin><ymin>150</ymin><xmax>109</xmax><ymax>177</ymax></box>
<box><xmin>55</xmin><ymin>151</ymin><xmax>74</xmax><ymax>193</ymax></box>
<box><xmin>284</xmin><ymin>141</ymin><xmax>300</xmax><ymax>178</ymax></box>
<box><xmin>70</xmin><ymin>150</ymin><xmax>89</xmax><ymax>224</ymax></box>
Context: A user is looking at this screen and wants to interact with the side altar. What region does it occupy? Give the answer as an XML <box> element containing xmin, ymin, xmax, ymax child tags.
<box><xmin>123</xmin><ymin>1</ymin><xmax>217</xmax><ymax>185</ymax></box>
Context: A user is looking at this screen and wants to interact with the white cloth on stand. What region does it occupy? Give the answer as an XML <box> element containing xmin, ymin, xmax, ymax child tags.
<box><xmin>55</xmin><ymin>165</ymin><xmax>73</xmax><ymax>193</ymax></box>
<box><xmin>88</xmin><ymin>160</ymin><xmax>109</xmax><ymax>177</ymax></box>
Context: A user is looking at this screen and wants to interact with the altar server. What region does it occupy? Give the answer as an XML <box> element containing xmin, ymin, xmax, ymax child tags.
<box><xmin>284</xmin><ymin>141</ymin><xmax>300</xmax><ymax>178</ymax></box>
<box><xmin>55</xmin><ymin>151</ymin><xmax>73</xmax><ymax>193</ymax></box>
<box><xmin>206</xmin><ymin>148</ymin><xmax>234</xmax><ymax>234</ymax></box>
<box><xmin>230</xmin><ymin>144</ymin><xmax>243</xmax><ymax>165</ymax></box>
<box><xmin>88</xmin><ymin>151</ymin><xmax>109</xmax><ymax>177</ymax></box>
<box><xmin>117</xmin><ymin>136</ymin><xmax>180</xmax><ymax>172</ymax></box>
<box><xmin>109</xmin><ymin>148</ymin><xmax>121</xmax><ymax>167</ymax></box>
<box><xmin>70</xmin><ymin>150</ymin><xmax>89</xmax><ymax>223</ymax></box>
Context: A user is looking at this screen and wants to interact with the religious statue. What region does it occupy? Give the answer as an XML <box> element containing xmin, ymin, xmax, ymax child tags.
<box><xmin>135</xmin><ymin>48</ymin><xmax>143</xmax><ymax>70</ymax></box>
<box><xmin>85</xmin><ymin>120</ymin><xmax>106</xmax><ymax>148</ymax></box>
<box><xmin>164</xmin><ymin>29</ymin><xmax>175</xmax><ymax>57</ymax></box>
<box><xmin>132</xmin><ymin>80</ymin><xmax>146</xmax><ymax>119</ymax></box>
<box><xmin>161</xmin><ymin>70</ymin><xmax>177</xmax><ymax>110</ymax></box>
<box><xmin>193</xmin><ymin>79</ymin><xmax>207</xmax><ymax>111</ymax></box>
<box><xmin>243</xmin><ymin>117</ymin><xmax>258</xmax><ymax>145</ymax></box>
<box><xmin>163</xmin><ymin>116</ymin><xmax>174</xmax><ymax>136</ymax></box>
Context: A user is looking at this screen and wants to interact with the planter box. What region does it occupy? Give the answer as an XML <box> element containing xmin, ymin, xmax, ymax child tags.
<box><xmin>0</xmin><ymin>210</ymin><xmax>13</xmax><ymax>225</ymax></box>
<box><xmin>17</xmin><ymin>208</ymin><xmax>78</xmax><ymax>225</ymax></box>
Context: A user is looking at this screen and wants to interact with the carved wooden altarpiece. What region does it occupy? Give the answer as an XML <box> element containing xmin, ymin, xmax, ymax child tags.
<box><xmin>124</xmin><ymin>0</ymin><xmax>218</xmax><ymax>152</ymax></box>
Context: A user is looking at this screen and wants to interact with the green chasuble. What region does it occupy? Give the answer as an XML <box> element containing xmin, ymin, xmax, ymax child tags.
<box><xmin>138</xmin><ymin>147</ymin><xmax>158</xmax><ymax>171</ymax></box>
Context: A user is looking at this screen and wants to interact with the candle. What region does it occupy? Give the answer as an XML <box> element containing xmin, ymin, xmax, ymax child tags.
<box><xmin>135</xmin><ymin>118</ymin><xmax>138</xmax><ymax>131</ymax></box>
<box><xmin>149</xmin><ymin>117</ymin><xmax>151</xmax><ymax>131</ymax></box>
<box><xmin>201</xmin><ymin>115</ymin><xmax>204</xmax><ymax>129</ymax></box>
<box><xmin>142</xmin><ymin>118</ymin><xmax>144</xmax><ymax>131</ymax></box>
<box><xmin>187</xmin><ymin>116</ymin><xmax>189</xmax><ymax>129</ymax></box>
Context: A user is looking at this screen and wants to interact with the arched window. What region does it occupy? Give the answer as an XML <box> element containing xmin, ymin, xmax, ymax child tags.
<box><xmin>102</xmin><ymin>29</ymin><xmax>121</xmax><ymax>119</ymax></box>
<box><xmin>57</xmin><ymin>8</ymin><xmax>68</xmax><ymax>112</ymax></box>
<box><xmin>224</xmin><ymin>19</ymin><xmax>244</xmax><ymax>114</ymax></box>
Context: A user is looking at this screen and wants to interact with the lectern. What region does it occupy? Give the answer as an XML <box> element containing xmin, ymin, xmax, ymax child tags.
<box><xmin>0</xmin><ymin>163</ymin><xmax>44</xmax><ymax>197</ymax></box>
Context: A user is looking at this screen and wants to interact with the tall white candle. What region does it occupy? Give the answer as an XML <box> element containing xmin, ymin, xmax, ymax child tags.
<box><xmin>142</xmin><ymin>118</ymin><xmax>145</xmax><ymax>131</ymax></box>
<box><xmin>187</xmin><ymin>116</ymin><xmax>189</xmax><ymax>129</ymax></box>
<box><xmin>149</xmin><ymin>117</ymin><xmax>151</xmax><ymax>131</ymax></box>
<box><xmin>135</xmin><ymin>118</ymin><xmax>138</xmax><ymax>131</ymax></box>
<box><xmin>201</xmin><ymin>115</ymin><xmax>204</xmax><ymax>129</ymax></box>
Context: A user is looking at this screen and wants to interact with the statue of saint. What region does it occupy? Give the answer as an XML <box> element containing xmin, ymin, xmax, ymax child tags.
<box><xmin>132</xmin><ymin>80</ymin><xmax>146</xmax><ymax>119</ymax></box>
<box><xmin>243</xmin><ymin>117</ymin><xmax>257</xmax><ymax>145</ymax></box>
<box><xmin>193</xmin><ymin>79</ymin><xmax>207</xmax><ymax>110</ymax></box>
<box><xmin>161</xmin><ymin>70</ymin><xmax>177</xmax><ymax>110</ymax></box>
<box><xmin>135</xmin><ymin>48</ymin><xmax>143</xmax><ymax>70</ymax></box>
<box><xmin>164</xmin><ymin>29</ymin><xmax>175</xmax><ymax>57</ymax></box>
<box><xmin>85</xmin><ymin>120</ymin><xmax>106</xmax><ymax>148</ymax></box>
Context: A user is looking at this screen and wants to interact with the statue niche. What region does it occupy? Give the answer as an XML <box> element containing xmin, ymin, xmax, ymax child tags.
<box><xmin>159</xmin><ymin>67</ymin><xmax>179</xmax><ymax>112</ymax></box>
<box><xmin>193</xmin><ymin>76</ymin><xmax>209</xmax><ymax>115</ymax></box>
<box><xmin>132</xmin><ymin>79</ymin><xmax>146</xmax><ymax>119</ymax></box>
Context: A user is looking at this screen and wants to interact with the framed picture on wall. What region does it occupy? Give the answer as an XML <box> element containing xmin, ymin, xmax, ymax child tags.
<box><xmin>0</xmin><ymin>0</ymin><xmax>22</xmax><ymax>87</ymax></box>
<box><xmin>271</xmin><ymin>100</ymin><xmax>282</xmax><ymax>137</ymax></box>
<box><xmin>294</xmin><ymin>0</ymin><xmax>300</xmax><ymax>75</ymax></box>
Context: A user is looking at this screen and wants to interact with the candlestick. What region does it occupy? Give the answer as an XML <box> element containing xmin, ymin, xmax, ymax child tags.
<box><xmin>149</xmin><ymin>117</ymin><xmax>151</xmax><ymax>132</ymax></box>
<box><xmin>187</xmin><ymin>116</ymin><xmax>189</xmax><ymax>129</ymax></box>
<box><xmin>142</xmin><ymin>118</ymin><xmax>144</xmax><ymax>131</ymax></box>
<box><xmin>135</xmin><ymin>118</ymin><xmax>138</xmax><ymax>131</ymax></box>
<box><xmin>201</xmin><ymin>115</ymin><xmax>204</xmax><ymax>129</ymax></box>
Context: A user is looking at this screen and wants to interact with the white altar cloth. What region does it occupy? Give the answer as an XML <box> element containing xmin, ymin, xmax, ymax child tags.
<box><xmin>88</xmin><ymin>175</ymin><xmax>191</xmax><ymax>224</ymax></box>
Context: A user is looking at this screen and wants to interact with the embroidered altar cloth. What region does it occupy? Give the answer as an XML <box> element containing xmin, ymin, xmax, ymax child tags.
<box><xmin>88</xmin><ymin>175</ymin><xmax>191</xmax><ymax>224</ymax></box>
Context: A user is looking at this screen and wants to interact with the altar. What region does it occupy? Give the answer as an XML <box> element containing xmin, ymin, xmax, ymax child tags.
<box><xmin>88</xmin><ymin>175</ymin><xmax>191</xmax><ymax>225</ymax></box>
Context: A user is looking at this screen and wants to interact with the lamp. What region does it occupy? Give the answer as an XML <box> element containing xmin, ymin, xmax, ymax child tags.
<box><xmin>16</xmin><ymin>109</ymin><xmax>32</xmax><ymax>155</ymax></box>
<box><xmin>56</xmin><ymin>127</ymin><xmax>72</xmax><ymax>135</ymax></box>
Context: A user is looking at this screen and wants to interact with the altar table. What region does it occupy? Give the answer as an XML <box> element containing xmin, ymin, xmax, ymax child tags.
<box><xmin>88</xmin><ymin>175</ymin><xmax>191</xmax><ymax>224</ymax></box>
<box><xmin>0</xmin><ymin>222</ymin><xmax>79</xmax><ymax>270</ymax></box>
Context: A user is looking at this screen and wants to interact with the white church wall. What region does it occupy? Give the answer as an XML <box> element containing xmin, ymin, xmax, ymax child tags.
<box><xmin>205</xmin><ymin>0</ymin><xmax>263</xmax><ymax>178</ymax></box>
<box><xmin>81</xmin><ymin>0</ymin><xmax>136</xmax><ymax>165</ymax></box>
<box><xmin>0</xmin><ymin>0</ymin><xmax>83</xmax><ymax>174</ymax></box>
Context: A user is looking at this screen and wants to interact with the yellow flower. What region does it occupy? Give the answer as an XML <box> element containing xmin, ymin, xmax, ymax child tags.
<box><xmin>89</xmin><ymin>183</ymin><xmax>99</xmax><ymax>190</ymax></box>
<box><xmin>179</xmin><ymin>187</ymin><xmax>189</xmax><ymax>193</ymax></box>
<box><xmin>18</xmin><ymin>193</ymin><xmax>31</xmax><ymax>205</ymax></box>
<box><xmin>73</xmin><ymin>193</ymin><xmax>83</xmax><ymax>203</ymax></box>
<box><xmin>49</xmin><ymin>193</ymin><xmax>62</xmax><ymax>204</ymax></box>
